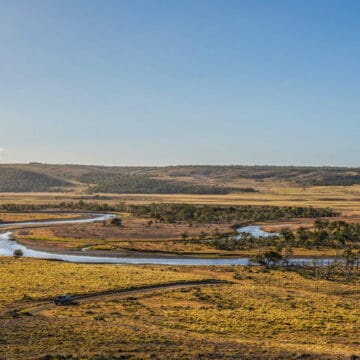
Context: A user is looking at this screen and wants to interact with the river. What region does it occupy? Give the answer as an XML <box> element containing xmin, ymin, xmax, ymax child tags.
<box><xmin>0</xmin><ymin>213</ymin><xmax>331</xmax><ymax>265</ymax></box>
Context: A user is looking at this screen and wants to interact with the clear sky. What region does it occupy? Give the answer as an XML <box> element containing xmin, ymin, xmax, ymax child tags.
<box><xmin>1</xmin><ymin>0</ymin><xmax>360</xmax><ymax>166</ymax></box>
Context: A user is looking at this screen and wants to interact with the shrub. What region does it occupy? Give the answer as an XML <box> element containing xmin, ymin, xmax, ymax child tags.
<box><xmin>13</xmin><ymin>249</ymin><xmax>24</xmax><ymax>258</ymax></box>
<box><xmin>110</xmin><ymin>217</ymin><xmax>122</xmax><ymax>227</ymax></box>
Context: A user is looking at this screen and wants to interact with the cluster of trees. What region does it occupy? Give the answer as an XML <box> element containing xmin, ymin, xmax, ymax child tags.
<box><xmin>213</xmin><ymin>219</ymin><xmax>360</xmax><ymax>252</ymax></box>
<box><xmin>0</xmin><ymin>168</ymin><xmax>71</xmax><ymax>192</ymax></box>
<box><xmin>298</xmin><ymin>254</ymin><xmax>359</xmax><ymax>281</ymax></box>
<box><xmin>281</xmin><ymin>219</ymin><xmax>360</xmax><ymax>248</ymax></box>
<box><xmin>252</xmin><ymin>248</ymin><xmax>359</xmax><ymax>281</ymax></box>
<box><xmin>0</xmin><ymin>202</ymin><xmax>338</xmax><ymax>227</ymax></box>
<box><xmin>126</xmin><ymin>203</ymin><xmax>338</xmax><ymax>224</ymax></box>
<box><xmin>80</xmin><ymin>173</ymin><xmax>253</xmax><ymax>194</ymax></box>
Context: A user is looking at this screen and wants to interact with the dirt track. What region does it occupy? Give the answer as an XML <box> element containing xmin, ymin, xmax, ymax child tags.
<box><xmin>2</xmin><ymin>279</ymin><xmax>230</xmax><ymax>317</ymax></box>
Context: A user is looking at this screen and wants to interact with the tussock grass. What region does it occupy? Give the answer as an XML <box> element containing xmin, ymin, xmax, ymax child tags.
<box><xmin>0</xmin><ymin>259</ymin><xmax>358</xmax><ymax>359</ymax></box>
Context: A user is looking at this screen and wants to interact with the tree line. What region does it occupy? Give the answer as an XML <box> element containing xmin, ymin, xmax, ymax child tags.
<box><xmin>126</xmin><ymin>203</ymin><xmax>338</xmax><ymax>224</ymax></box>
<box><xmin>0</xmin><ymin>202</ymin><xmax>338</xmax><ymax>225</ymax></box>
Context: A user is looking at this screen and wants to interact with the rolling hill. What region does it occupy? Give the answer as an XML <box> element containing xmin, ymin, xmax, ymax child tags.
<box><xmin>0</xmin><ymin>167</ymin><xmax>73</xmax><ymax>192</ymax></box>
<box><xmin>1</xmin><ymin>163</ymin><xmax>360</xmax><ymax>193</ymax></box>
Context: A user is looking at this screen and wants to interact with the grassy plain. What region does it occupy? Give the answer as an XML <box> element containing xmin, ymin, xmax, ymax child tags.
<box><xmin>2</xmin><ymin>183</ymin><xmax>360</xmax><ymax>212</ymax></box>
<box><xmin>0</xmin><ymin>258</ymin><xmax>205</xmax><ymax>310</ymax></box>
<box><xmin>0</xmin><ymin>258</ymin><xmax>359</xmax><ymax>359</ymax></box>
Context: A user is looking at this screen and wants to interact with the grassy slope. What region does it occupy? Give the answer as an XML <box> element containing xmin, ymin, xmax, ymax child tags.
<box><xmin>0</xmin><ymin>167</ymin><xmax>73</xmax><ymax>192</ymax></box>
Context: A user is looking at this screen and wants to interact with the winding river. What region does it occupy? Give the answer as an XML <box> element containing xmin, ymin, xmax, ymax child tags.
<box><xmin>0</xmin><ymin>213</ymin><xmax>331</xmax><ymax>265</ymax></box>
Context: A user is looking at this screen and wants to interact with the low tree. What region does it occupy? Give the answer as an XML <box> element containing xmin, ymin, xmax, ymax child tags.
<box><xmin>296</xmin><ymin>226</ymin><xmax>310</xmax><ymax>245</ymax></box>
<box><xmin>254</xmin><ymin>250</ymin><xmax>283</xmax><ymax>269</ymax></box>
<box><xmin>282</xmin><ymin>246</ymin><xmax>294</xmax><ymax>266</ymax></box>
<box><xmin>342</xmin><ymin>247</ymin><xmax>356</xmax><ymax>270</ymax></box>
<box><xmin>280</xmin><ymin>228</ymin><xmax>295</xmax><ymax>245</ymax></box>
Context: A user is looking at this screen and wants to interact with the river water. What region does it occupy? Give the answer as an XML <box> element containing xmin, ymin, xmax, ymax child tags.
<box><xmin>0</xmin><ymin>213</ymin><xmax>330</xmax><ymax>265</ymax></box>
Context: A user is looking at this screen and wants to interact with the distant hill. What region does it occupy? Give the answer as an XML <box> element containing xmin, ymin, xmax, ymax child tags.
<box><xmin>79</xmin><ymin>173</ymin><xmax>254</xmax><ymax>195</ymax></box>
<box><xmin>1</xmin><ymin>163</ymin><xmax>360</xmax><ymax>193</ymax></box>
<box><xmin>0</xmin><ymin>167</ymin><xmax>73</xmax><ymax>192</ymax></box>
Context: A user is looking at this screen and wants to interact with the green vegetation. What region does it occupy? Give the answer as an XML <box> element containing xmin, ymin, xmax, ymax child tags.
<box><xmin>0</xmin><ymin>202</ymin><xmax>338</xmax><ymax>224</ymax></box>
<box><xmin>291</xmin><ymin>219</ymin><xmax>360</xmax><ymax>247</ymax></box>
<box><xmin>13</xmin><ymin>249</ymin><xmax>24</xmax><ymax>258</ymax></box>
<box><xmin>125</xmin><ymin>203</ymin><xmax>338</xmax><ymax>224</ymax></box>
<box><xmin>213</xmin><ymin>219</ymin><xmax>360</xmax><ymax>255</ymax></box>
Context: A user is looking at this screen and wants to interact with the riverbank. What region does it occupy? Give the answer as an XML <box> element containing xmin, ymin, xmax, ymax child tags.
<box><xmin>15</xmin><ymin>235</ymin><xmax>341</xmax><ymax>259</ymax></box>
<box><xmin>0</xmin><ymin>213</ymin><xmax>344</xmax><ymax>265</ymax></box>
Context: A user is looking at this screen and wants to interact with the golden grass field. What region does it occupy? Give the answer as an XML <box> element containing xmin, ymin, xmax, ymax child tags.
<box><xmin>0</xmin><ymin>258</ymin><xmax>358</xmax><ymax>359</ymax></box>
<box><xmin>0</xmin><ymin>258</ymin><xmax>204</xmax><ymax>310</ymax></box>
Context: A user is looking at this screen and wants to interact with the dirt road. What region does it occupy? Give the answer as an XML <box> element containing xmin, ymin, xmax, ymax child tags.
<box><xmin>2</xmin><ymin>279</ymin><xmax>230</xmax><ymax>317</ymax></box>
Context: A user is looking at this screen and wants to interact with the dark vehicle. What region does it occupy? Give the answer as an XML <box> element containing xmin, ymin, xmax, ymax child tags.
<box><xmin>53</xmin><ymin>295</ymin><xmax>74</xmax><ymax>306</ymax></box>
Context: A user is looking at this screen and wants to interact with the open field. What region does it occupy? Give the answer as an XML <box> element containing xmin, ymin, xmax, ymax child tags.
<box><xmin>3</xmin><ymin>184</ymin><xmax>360</xmax><ymax>213</ymax></box>
<box><xmin>0</xmin><ymin>258</ymin><xmax>205</xmax><ymax>310</ymax></box>
<box><xmin>0</xmin><ymin>258</ymin><xmax>359</xmax><ymax>359</ymax></box>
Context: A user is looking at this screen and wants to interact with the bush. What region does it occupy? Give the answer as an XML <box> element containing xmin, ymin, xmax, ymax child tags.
<box><xmin>253</xmin><ymin>250</ymin><xmax>283</xmax><ymax>268</ymax></box>
<box><xmin>13</xmin><ymin>249</ymin><xmax>24</xmax><ymax>258</ymax></box>
<box><xmin>110</xmin><ymin>217</ymin><xmax>122</xmax><ymax>227</ymax></box>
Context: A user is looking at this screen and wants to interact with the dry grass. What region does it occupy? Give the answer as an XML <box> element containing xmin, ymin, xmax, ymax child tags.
<box><xmin>0</xmin><ymin>257</ymin><xmax>204</xmax><ymax>310</ymax></box>
<box><xmin>0</xmin><ymin>212</ymin><xmax>84</xmax><ymax>223</ymax></box>
<box><xmin>2</xmin><ymin>184</ymin><xmax>360</xmax><ymax>213</ymax></box>
<box><xmin>0</xmin><ymin>259</ymin><xmax>358</xmax><ymax>359</ymax></box>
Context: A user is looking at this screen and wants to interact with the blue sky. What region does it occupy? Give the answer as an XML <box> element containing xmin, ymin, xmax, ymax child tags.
<box><xmin>1</xmin><ymin>0</ymin><xmax>360</xmax><ymax>166</ymax></box>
